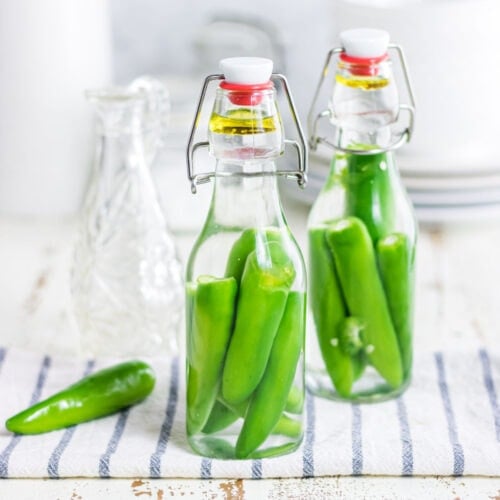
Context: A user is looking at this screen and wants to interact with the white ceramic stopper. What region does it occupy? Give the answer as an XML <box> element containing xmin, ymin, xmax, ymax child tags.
<box><xmin>340</xmin><ymin>28</ymin><xmax>390</xmax><ymax>58</ymax></box>
<box><xmin>220</xmin><ymin>57</ymin><xmax>273</xmax><ymax>85</ymax></box>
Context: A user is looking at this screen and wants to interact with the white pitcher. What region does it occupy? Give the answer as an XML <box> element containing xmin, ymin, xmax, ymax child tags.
<box><xmin>0</xmin><ymin>0</ymin><xmax>112</xmax><ymax>216</ymax></box>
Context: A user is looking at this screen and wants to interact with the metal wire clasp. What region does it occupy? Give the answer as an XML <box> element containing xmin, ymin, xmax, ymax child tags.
<box><xmin>307</xmin><ymin>44</ymin><xmax>416</xmax><ymax>156</ymax></box>
<box><xmin>186</xmin><ymin>74</ymin><xmax>308</xmax><ymax>194</ymax></box>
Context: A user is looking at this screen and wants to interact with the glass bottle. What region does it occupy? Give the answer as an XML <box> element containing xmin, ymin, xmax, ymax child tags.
<box><xmin>306</xmin><ymin>29</ymin><xmax>417</xmax><ymax>402</ymax></box>
<box><xmin>71</xmin><ymin>77</ymin><xmax>183</xmax><ymax>358</ymax></box>
<box><xmin>185</xmin><ymin>57</ymin><xmax>307</xmax><ymax>459</ymax></box>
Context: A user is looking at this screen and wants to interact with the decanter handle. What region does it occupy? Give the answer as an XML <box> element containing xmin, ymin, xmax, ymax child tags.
<box><xmin>129</xmin><ymin>76</ymin><xmax>171</xmax><ymax>165</ymax></box>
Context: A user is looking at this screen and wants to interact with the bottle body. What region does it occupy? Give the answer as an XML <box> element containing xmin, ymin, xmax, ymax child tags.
<box><xmin>186</xmin><ymin>163</ymin><xmax>305</xmax><ymax>459</ymax></box>
<box><xmin>72</xmin><ymin>83</ymin><xmax>183</xmax><ymax>358</ymax></box>
<box><xmin>307</xmin><ymin>149</ymin><xmax>416</xmax><ymax>402</ymax></box>
<box><xmin>306</xmin><ymin>32</ymin><xmax>417</xmax><ymax>402</ymax></box>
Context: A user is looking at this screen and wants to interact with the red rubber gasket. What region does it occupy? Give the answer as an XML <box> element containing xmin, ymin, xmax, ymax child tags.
<box><xmin>339</xmin><ymin>52</ymin><xmax>388</xmax><ymax>76</ymax></box>
<box><xmin>220</xmin><ymin>80</ymin><xmax>273</xmax><ymax>105</ymax></box>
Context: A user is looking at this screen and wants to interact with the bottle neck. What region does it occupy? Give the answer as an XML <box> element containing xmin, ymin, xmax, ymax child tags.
<box><xmin>327</xmin><ymin>147</ymin><xmax>397</xmax><ymax>188</ymax></box>
<box><xmin>89</xmin><ymin>95</ymin><xmax>157</xmax><ymax>183</ymax></box>
<box><xmin>331</xmin><ymin>56</ymin><xmax>399</xmax><ymax>148</ymax></box>
<box><xmin>208</xmin><ymin>87</ymin><xmax>284</xmax><ymax>161</ymax></box>
<box><xmin>96</xmin><ymin>130</ymin><xmax>147</xmax><ymax>176</ymax></box>
<box><xmin>336</xmin><ymin>126</ymin><xmax>392</xmax><ymax>150</ymax></box>
<box><xmin>207</xmin><ymin>160</ymin><xmax>285</xmax><ymax>229</ymax></box>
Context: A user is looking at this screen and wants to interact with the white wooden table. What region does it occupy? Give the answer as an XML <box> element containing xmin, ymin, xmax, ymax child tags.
<box><xmin>0</xmin><ymin>150</ymin><xmax>500</xmax><ymax>498</ymax></box>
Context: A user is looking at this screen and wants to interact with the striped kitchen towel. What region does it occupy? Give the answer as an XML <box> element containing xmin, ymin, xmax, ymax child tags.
<box><xmin>0</xmin><ymin>346</ymin><xmax>498</xmax><ymax>479</ymax></box>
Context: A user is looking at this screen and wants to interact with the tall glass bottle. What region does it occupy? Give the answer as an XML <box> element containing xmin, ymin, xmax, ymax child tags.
<box><xmin>185</xmin><ymin>57</ymin><xmax>307</xmax><ymax>459</ymax></box>
<box><xmin>306</xmin><ymin>29</ymin><xmax>417</xmax><ymax>402</ymax></box>
<box><xmin>72</xmin><ymin>77</ymin><xmax>183</xmax><ymax>358</ymax></box>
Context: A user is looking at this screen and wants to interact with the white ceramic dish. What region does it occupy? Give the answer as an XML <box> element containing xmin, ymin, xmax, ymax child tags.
<box><xmin>281</xmin><ymin>148</ymin><xmax>500</xmax><ymax>222</ymax></box>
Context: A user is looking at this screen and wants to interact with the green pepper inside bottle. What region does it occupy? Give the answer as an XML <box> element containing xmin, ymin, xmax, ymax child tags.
<box><xmin>185</xmin><ymin>57</ymin><xmax>307</xmax><ymax>458</ymax></box>
<box><xmin>306</xmin><ymin>29</ymin><xmax>417</xmax><ymax>402</ymax></box>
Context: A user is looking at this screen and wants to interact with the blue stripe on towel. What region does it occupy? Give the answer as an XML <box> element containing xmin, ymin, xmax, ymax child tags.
<box><xmin>150</xmin><ymin>357</ymin><xmax>179</xmax><ymax>478</ymax></box>
<box><xmin>396</xmin><ymin>396</ymin><xmax>413</xmax><ymax>475</ymax></box>
<box><xmin>0</xmin><ymin>348</ymin><xmax>6</xmax><ymax>368</ymax></box>
<box><xmin>0</xmin><ymin>355</ymin><xmax>51</xmax><ymax>478</ymax></box>
<box><xmin>200</xmin><ymin>458</ymin><xmax>212</xmax><ymax>479</ymax></box>
<box><xmin>302</xmin><ymin>391</ymin><xmax>315</xmax><ymax>478</ymax></box>
<box><xmin>435</xmin><ymin>352</ymin><xmax>465</xmax><ymax>476</ymax></box>
<box><xmin>351</xmin><ymin>404</ymin><xmax>363</xmax><ymax>476</ymax></box>
<box><xmin>251</xmin><ymin>459</ymin><xmax>262</xmax><ymax>479</ymax></box>
<box><xmin>479</xmin><ymin>349</ymin><xmax>500</xmax><ymax>442</ymax></box>
<box><xmin>47</xmin><ymin>359</ymin><xmax>95</xmax><ymax>478</ymax></box>
<box><xmin>99</xmin><ymin>408</ymin><xmax>131</xmax><ymax>478</ymax></box>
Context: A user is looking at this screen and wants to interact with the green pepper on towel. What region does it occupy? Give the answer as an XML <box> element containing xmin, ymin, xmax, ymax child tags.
<box><xmin>6</xmin><ymin>360</ymin><xmax>156</xmax><ymax>435</ymax></box>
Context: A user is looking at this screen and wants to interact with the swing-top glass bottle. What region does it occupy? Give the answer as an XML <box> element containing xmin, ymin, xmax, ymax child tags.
<box><xmin>185</xmin><ymin>57</ymin><xmax>307</xmax><ymax>459</ymax></box>
<box><xmin>307</xmin><ymin>29</ymin><xmax>417</xmax><ymax>402</ymax></box>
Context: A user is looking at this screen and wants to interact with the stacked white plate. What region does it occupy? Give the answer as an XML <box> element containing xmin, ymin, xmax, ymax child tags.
<box><xmin>401</xmin><ymin>167</ymin><xmax>500</xmax><ymax>223</ymax></box>
<box><xmin>281</xmin><ymin>149</ymin><xmax>500</xmax><ymax>223</ymax></box>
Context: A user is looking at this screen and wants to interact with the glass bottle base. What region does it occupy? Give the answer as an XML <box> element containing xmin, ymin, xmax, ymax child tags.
<box><xmin>306</xmin><ymin>365</ymin><xmax>410</xmax><ymax>403</ymax></box>
<box><xmin>188</xmin><ymin>432</ymin><xmax>303</xmax><ymax>460</ymax></box>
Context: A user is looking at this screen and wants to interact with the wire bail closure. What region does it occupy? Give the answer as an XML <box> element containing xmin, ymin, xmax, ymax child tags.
<box><xmin>307</xmin><ymin>44</ymin><xmax>416</xmax><ymax>156</ymax></box>
<box><xmin>187</xmin><ymin>74</ymin><xmax>308</xmax><ymax>194</ymax></box>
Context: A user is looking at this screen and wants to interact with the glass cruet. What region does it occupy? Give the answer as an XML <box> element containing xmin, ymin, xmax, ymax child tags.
<box><xmin>71</xmin><ymin>77</ymin><xmax>183</xmax><ymax>358</ymax></box>
<box><xmin>306</xmin><ymin>29</ymin><xmax>418</xmax><ymax>402</ymax></box>
<box><xmin>185</xmin><ymin>57</ymin><xmax>307</xmax><ymax>459</ymax></box>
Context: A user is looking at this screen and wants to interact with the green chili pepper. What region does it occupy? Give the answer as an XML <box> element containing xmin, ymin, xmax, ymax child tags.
<box><xmin>338</xmin><ymin>317</ymin><xmax>365</xmax><ymax>356</ymax></box>
<box><xmin>203</xmin><ymin>383</ymin><xmax>304</xmax><ymax>434</ymax></box>
<box><xmin>344</xmin><ymin>151</ymin><xmax>395</xmax><ymax>242</ymax></box>
<box><xmin>185</xmin><ymin>282</ymin><xmax>197</xmax><ymax>361</ymax></box>
<box><xmin>224</xmin><ymin>228</ymin><xmax>282</xmax><ymax>283</ymax></box>
<box><xmin>352</xmin><ymin>351</ymin><xmax>368</xmax><ymax>381</ymax></box>
<box><xmin>284</xmin><ymin>385</ymin><xmax>304</xmax><ymax>414</ymax></box>
<box><xmin>203</xmin><ymin>400</ymin><xmax>301</xmax><ymax>440</ymax></box>
<box><xmin>273</xmin><ymin>414</ymin><xmax>302</xmax><ymax>439</ymax></box>
<box><xmin>309</xmin><ymin>227</ymin><xmax>355</xmax><ymax>397</ymax></box>
<box><xmin>202</xmin><ymin>400</ymin><xmax>240</xmax><ymax>434</ymax></box>
<box><xmin>187</xmin><ymin>275</ymin><xmax>237</xmax><ymax>435</ymax></box>
<box><xmin>326</xmin><ymin>217</ymin><xmax>403</xmax><ymax>388</ymax></box>
<box><xmin>5</xmin><ymin>361</ymin><xmax>155</xmax><ymax>435</ymax></box>
<box><xmin>377</xmin><ymin>233</ymin><xmax>414</xmax><ymax>378</ymax></box>
<box><xmin>222</xmin><ymin>241</ymin><xmax>295</xmax><ymax>405</ymax></box>
<box><xmin>203</xmin><ymin>381</ymin><xmax>304</xmax><ymax>434</ymax></box>
<box><xmin>236</xmin><ymin>291</ymin><xmax>304</xmax><ymax>458</ymax></box>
